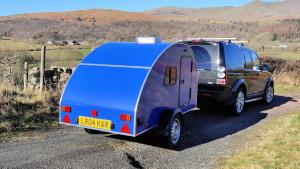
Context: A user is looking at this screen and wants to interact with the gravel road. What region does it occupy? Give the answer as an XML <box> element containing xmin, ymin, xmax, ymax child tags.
<box><xmin>1</xmin><ymin>94</ymin><xmax>299</xmax><ymax>169</ymax></box>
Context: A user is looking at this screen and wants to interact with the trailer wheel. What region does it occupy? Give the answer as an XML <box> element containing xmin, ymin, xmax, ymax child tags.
<box><xmin>84</xmin><ymin>128</ymin><xmax>106</xmax><ymax>134</ymax></box>
<box><xmin>165</xmin><ymin>114</ymin><xmax>183</xmax><ymax>149</ymax></box>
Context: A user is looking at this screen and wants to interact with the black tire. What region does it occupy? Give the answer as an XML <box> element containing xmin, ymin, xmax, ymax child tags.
<box><xmin>84</xmin><ymin>128</ymin><xmax>106</xmax><ymax>134</ymax></box>
<box><xmin>231</xmin><ymin>88</ymin><xmax>245</xmax><ymax>115</ymax></box>
<box><xmin>263</xmin><ymin>85</ymin><xmax>274</xmax><ymax>104</ymax></box>
<box><xmin>164</xmin><ymin>114</ymin><xmax>183</xmax><ymax>149</ymax></box>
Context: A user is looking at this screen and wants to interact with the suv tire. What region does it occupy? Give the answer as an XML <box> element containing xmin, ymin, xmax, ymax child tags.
<box><xmin>232</xmin><ymin>88</ymin><xmax>245</xmax><ymax>115</ymax></box>
<box><xmin>263</xmin><ymin>85</ymin><xmax>274</xmax><ymax>104</ymax></box>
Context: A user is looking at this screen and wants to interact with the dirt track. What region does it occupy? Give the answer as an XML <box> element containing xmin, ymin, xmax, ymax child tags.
<box><xmin>0</xmin><ymin>93</ymin><xmax>299</xmax><ymax>169</ymax></box>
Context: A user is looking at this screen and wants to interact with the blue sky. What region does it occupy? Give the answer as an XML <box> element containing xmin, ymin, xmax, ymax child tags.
<box><xmin>1</xmin><ymin>0</ymin><xmax>282</xmax><ymax>16</ymax></box>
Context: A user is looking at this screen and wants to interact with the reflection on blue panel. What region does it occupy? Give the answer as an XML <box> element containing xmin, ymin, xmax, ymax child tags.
<box><xmin>82</xmin><ymin>42</ymin><xmax>171</xmax><ymax>67</ymax></box>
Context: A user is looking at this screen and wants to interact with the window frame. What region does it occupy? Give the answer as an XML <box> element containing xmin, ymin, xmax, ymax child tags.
<box><xmin>243</xmin><ymin>50</ymin><xmax>254</xmax><ymax>70</ymax></box>
<box><xmin>250</xmin><ymin>52</ymin><xmax>261</xmax><ymax>71</ymax></box>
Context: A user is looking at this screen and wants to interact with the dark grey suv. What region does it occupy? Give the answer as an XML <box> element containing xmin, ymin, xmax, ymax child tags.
<box><xmin>184</xmin><ymin>40</ymin><xmax>274</xmax><ymax>114</ymax></box>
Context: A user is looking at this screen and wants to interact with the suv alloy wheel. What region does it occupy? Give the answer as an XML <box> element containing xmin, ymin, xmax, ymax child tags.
<box><xmin>232</xmin><ymin>88</ymin><xmax>245</xmax><ymax>115</ymax></box>
<box><xmin>263</xmin><ymin>85</ymin><xmax>274</xmax><ymax>104</ymax></box>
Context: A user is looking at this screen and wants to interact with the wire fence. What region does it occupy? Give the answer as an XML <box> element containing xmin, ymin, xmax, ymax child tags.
<box><xmin>1</xmin><ymin>45</ymin><xmax>87</xmax><ymax>88</ymax></box>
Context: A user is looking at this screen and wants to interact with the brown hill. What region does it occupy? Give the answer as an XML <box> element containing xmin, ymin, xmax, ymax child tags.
<box><xmin>146</xmin><ymin>0</ymin><xmax>300</xmax><ymax>21</ymax></box>
<box><xmin>0</xmin><ymin>1</ymin><xmax>299</xmax><ymax>43</ymax></box>
<box><xmin>1</xmin><ymin>9</ymin><xmax>160</xmax><ymax>25</ymax></box>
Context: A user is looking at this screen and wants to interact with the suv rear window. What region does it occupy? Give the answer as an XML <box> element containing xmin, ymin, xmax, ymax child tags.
<box><xmin>191</xmin><ymin>44</ymin><xmax>219</xmax><ymax>71</ymax></box>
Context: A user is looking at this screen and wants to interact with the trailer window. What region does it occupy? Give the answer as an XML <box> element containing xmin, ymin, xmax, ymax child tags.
<box><xmin>164</xmin><ymin>67</ymin><xmax>177</xmax><ymax>86</ymax></box>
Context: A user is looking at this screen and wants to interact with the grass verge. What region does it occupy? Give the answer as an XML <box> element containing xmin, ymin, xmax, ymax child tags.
<box><xmin>274</xmin><ymin>72</ymin><xmax>300</xmax><ymax>94</ymax></box>
<box><xmin>218</xmin><ymin>110</ymin><xmax>300</xmax><ymax>169</ymax></box>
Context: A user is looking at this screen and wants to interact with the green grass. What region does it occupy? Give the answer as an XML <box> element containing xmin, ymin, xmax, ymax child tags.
<box><xmin>275</xmin><ymin>84</ymin><xmax>300</xmax><ymax>94</ymax></box>
<box><xmin>218</xmin><ymin>111</ymin><xmax>300</xmax><ymax>169</ymax></box>
<box><xmin>0</xmin><ymin>39</ymin><xmax>91</xmax><ymax>68</ymax></box>
<box><xmin>0</xmin><ymin>40</ymin><xmax>39</xmax><ymax>51</ymax></box>
<box><xmin>28</xmin><ymin>48</ymin><xmax>90</xmax><ymax>67</ymax></box>
<box><xmin>260</xmin><ymin>49</ymin><xmax>300</xmax><ymax>61</ymax></box>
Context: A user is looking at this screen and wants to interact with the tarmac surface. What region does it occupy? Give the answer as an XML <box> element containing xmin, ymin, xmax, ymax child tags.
<box><xmin>1</xmin><ymin>94</ymin><xmax>299</xmax><ymax>169</ymax></box>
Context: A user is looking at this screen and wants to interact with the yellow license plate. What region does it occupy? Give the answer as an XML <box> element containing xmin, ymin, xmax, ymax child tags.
<box><xmin>78</xmin><ymin>116</ymin><xmax>112</xmax><ymax>130</ymax></box>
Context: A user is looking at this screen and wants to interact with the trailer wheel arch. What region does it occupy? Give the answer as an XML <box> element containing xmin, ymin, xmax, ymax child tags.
<box><xmin>158</xmin><ymin>109</ymin><xmax>184</xmax><ymax>136</ymax></box>
<box><xmin>173</xmin><ymin>109</ymin><xmax>185</xmax><ymax>127</ymax></box>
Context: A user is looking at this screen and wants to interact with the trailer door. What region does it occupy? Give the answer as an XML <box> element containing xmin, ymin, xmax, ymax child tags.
<box><xmin>179</xmin><ymin>56</ymin><xmax>193</xmax><ymax>107</ymax></box>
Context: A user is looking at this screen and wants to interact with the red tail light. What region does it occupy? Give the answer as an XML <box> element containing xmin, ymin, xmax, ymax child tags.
<box><xmin>62</xmin><ymin>106</ymin><xmax>71</xmax><ymax>112</ymax></box>
<box><xmin>91</xmin><ymin>110</ymin><xmax>98</xmax><ymax>117</ymax></box>
<box><xmin>192</xmin><ymin>40</ymin><xmax>200</xmax><ymax>45</ymax></box>
<box><xmin>201</xmin><ymin>93</ymin><xmax>212</xmax><ymax>97</ymax></box>
<box><xmin>120</xmin><ymin>114</ymin><xmax>131</xmax><ymax>122</ymax></box>
<box><xmin>217</xmin><ymin>79</ymin><xmax>226</xmax><ymax>85</ymax></box>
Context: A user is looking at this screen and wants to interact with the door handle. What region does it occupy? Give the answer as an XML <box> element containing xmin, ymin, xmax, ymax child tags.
<box><xmin>180</xmin><ymin>80</ymin><xmax>184</xmax><ymax>84</ymax></box>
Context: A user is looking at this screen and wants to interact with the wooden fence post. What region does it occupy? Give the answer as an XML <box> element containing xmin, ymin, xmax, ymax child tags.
<box><xmin>23</xmin><ymin>62</ymin><xmax>28</xmax><ymax>90</ymax></box>
<box><xmin>39</xmin><ymin>45</ymin><xmax>46</xmax><ymax>94</ymax></box>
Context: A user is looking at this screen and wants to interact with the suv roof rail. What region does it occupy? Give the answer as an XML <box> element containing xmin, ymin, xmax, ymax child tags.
<box><xmin>231</xmin><ymin>40</ymin><xmax>248</xmax><ymax>44</ymax></box>
<box><xmin>179</xmin><ymin>38</ymin><xmax>248</xmax><ymax>46</ymax></box>
<box><xmin>185</xmin><ymin>37</ymin><xmax>237</xmax><ymax>41</ymax></box>
<box><xmin>230</xmin><ymin>40</ymin><xmax>249</xmax><ymax>46</ymax></box>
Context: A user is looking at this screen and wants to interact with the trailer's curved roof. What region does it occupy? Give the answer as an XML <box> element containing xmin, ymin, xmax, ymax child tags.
<box><xmin>82</xmin><ymin>42</ymin><xmax>172</xmax><ymax>67</ymax></box>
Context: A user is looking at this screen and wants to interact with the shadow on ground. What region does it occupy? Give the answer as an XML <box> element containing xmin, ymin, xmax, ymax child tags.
<box><xmin>109</xmin><ymin>95</ymin><xmax>295</xmax><ymax>150</ymax></box>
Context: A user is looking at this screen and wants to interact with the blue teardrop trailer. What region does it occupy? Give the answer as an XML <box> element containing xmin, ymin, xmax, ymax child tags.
<box><xmin>59</xmin><ymin>37</ymin><xmax>198</xmax><ymax>148</ymax></box>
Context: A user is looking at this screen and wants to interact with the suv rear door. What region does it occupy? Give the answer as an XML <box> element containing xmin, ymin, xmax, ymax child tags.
<box><xmin>250</xmin><ymin>52</ymin><xmax>268</xmax><ymax>92</ymax></box>
<box><xmin>243</xmin><ymin>50</ymin><xmax>258</xmax><ymax>95</ymax></box>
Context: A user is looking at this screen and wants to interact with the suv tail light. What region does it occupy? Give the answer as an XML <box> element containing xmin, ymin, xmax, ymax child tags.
<box><xmin>217</xmin><ymin>66</ymin><xmax>226</xmax><ymax>85</ymax></box>
<box><xmin>217</xmin><ymin>72</ymin><xmax>226</xmax><ymax>79</ymax></box>
<box><xmin>217</xmin><ymin>79</ymin><xmax>226</xmax><ymax>85</ymax></box>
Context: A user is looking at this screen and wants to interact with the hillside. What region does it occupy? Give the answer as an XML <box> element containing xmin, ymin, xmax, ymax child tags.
<box><xmin>147</xmin><ymin>0</ymin><xmax>300</xmax><ymax>21</ymax></box>
<box><xmin>0</xmin><ymin>9</ymin><xmax>160</xmax><ymax>25</ymax></box>
<box><xmin>0</xmin><ymin>0</ymin><xmax>299</xmax><ymax>44</ymax></box>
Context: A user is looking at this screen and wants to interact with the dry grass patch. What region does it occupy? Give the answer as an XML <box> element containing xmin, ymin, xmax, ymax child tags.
<box><xmin>261</xmin><ymin>57</ymin><xmax>300</xmax><ymax>94</ymax></box>
<box><xmin>0</xmin><ymin>83</ymin><xmax>60</xmax><ymax>141</ymax></box>
<box><xmin>218</xmin><ymin>110</ymin><xmax>300</xmax><ymax>169</ymax></box>
<box><xmin>274</xmin><ymin>72</ymin><xmax>300</xmax><ymax>94</ymax></box>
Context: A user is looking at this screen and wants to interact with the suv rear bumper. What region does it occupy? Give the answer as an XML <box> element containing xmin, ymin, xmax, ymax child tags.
<box><xmin>197</xmin><ymin>84</ymin><xmax>233</xmax><ymax>105</ymax></box>
<box><xmin>198</xmin><ymin>90</ymin><xmax>226</xmax><ymax>101</ymax></box>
